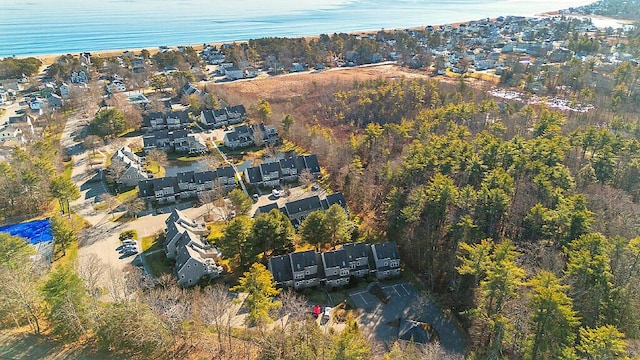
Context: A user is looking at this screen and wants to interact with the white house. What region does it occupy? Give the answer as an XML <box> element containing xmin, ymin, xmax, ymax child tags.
<box><xmin>0</xmin><ymin>125</ymin><xmax>24</xmax><ymax>143</ymax></box>
<box><xmin>225</xmin><ymin>66</ymin><xmax>243</xmax><ymax>80</ymax></box>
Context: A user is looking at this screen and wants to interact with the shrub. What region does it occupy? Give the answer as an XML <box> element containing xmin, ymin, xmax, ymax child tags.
<box><xmin>119</xmin><ymin>230</ymin><xmax>138</xmax><ymax>241</ymax></box>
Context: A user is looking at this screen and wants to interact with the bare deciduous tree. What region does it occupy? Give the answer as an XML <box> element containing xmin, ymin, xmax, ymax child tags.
<box><xmin>100</xmin><ymin>193</ymin><xmax>119</xmax><ymax>220</ymax></box>
<box><xmin>77</xmin><ymin>253</ymin><xmax>106</xmax><ymax>297</ymax></box>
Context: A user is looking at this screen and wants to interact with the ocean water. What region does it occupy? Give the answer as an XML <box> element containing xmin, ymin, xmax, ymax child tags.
<box><xmin>0</xmin><ymin>0</ymin><xmax>596</xmax><ymax>57</ymax></box>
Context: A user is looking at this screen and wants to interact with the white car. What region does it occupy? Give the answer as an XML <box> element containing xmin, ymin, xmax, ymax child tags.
<box><xmin>122</xmin><ymin>239</ymin><xmax>137</xmax><ymax>246</ymax></box>
<box><xmin>272</xmin><ymin>189</ymin><xmax>283</xmax><ymax>198</ymax></box>
<box><xmin>323</xmin><ymin>307</ymin><xmax>332</xmax><ymax>321</ymax></box>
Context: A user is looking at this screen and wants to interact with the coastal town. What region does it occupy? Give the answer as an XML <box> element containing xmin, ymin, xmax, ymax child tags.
<box><xmin>1</xmin><ymin>0</ymin><xmax>640</xmax><ymax>358</ymax></box>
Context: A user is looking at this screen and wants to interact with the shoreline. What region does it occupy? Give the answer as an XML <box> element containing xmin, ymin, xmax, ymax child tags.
<box><xmin>24</xmin><ymin>9</ymin><xmax>629</xmax><ymax>67</ymax></box>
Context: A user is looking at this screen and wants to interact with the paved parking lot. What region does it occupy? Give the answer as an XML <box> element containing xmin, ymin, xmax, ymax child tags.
<box><xmin>350</xmin><ymin>282</ymin><xmax>465</xmax><ymax>354</ymax></box>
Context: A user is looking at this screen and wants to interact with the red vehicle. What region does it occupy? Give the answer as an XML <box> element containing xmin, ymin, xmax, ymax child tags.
<box><xmin>312</xmin><ymin>304</ymin><xmax>321</xmax><ymax>318</ymax></box>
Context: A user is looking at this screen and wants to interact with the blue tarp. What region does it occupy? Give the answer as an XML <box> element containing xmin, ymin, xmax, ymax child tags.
<box><xmin>0</xmin><ymin>218</ymin><xmax>54</xmax><ymax>245</ymax></box>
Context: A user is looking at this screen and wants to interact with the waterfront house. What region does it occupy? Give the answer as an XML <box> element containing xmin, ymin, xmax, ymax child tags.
<box><xmin>223</xmin><ymin>125</ymin><xmax>253</xmax><ymax>149</ymax></box>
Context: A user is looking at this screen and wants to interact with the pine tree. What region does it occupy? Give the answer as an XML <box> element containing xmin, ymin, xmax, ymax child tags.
<box><xmin>231</xmin><ymin>263</ymin><xmax>280</xmax><ymax>326</ymax></box>
<box><xmin>525</xmin><ymin>271</ymin><xmax>579</xmax><ymax>360</ymax></box>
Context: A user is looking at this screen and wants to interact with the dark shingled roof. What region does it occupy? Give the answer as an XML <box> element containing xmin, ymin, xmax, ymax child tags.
<box><xmin>322</xmin><ymin>192</ymin><xmax>347</xmax><ymax>210</ymax></box>
<box><xmin>176</xmin><ymin>171</ymin><xmax>195</xmax><ymax>184</ymax></box>
<box><xmin>257</xmin><ymin>203</ymin><xmax>279</xmax><ymax>215</ymax></box>
<box><xmin>269</xmin><ymin>254</ymin><xmax>293</xmax><ymax>285</ymax></box>
<box><xmin>303</xmin><ymin>154</ymin><xmax>320</xmax><ymax>174</ymax></box>
<box><xmin>372</xmin><ymin>241</ymin><xmax>400</xmax><ymax>260</ymax></box>
<box><xmin>245</xmin><ymin>166</ymin><xmax>263</xmax><ymax>184</ymax></box>
<box><xmin>194</xmin><ymin>170</ymin><xmax>216</xmax><ymax>184</ymax></box>
<box><xmin>284</xmin><ymin>195</ymin><xmax>323</xmax><ymax>217</ymax></box>
<box><xmin>216</xmin><ymin>166</ymin><xmax>235</xmax><ymax>179</ymax></box>
<box><xmin>138</xmin><ymin>179</ymin><xmax>155</xmax><ymax>197</ymax></box>
<box><xmin>342</xmin><ymin>242</ymin><xmax>370</xmax><ymax>261</ymax></box>
<box><xmin>322</xmin><ymin>248</ymin><xmax>349</xmax><ymax>269</ymax></box>
<box><xmin>290</xmin><ymin>250</ymin><xmax>317</xmax><ymax>271</ymax></box>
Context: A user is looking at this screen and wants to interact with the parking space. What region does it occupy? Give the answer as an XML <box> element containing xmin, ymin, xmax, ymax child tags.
<box><xmin>350</xmin><ymin>281</ymin><xmax>465</xmax><ymax>354</ymax></box>
<box><xmin>349</xmin><ymin>289</ymin><xmax>379</xmax><ymax>311</ymax></box>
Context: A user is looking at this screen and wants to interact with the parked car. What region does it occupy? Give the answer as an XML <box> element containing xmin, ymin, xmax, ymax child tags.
<box><xmin>311</xmin><ymin>183</ymin><xmax>320</xmax><ymax>191</ymax></box>
<box><xmin>323</xmin><ymin>307</ymin><xmax>332</xmax><ymax>321</ymax></box>
<box><xmin>122</xmin><ymin>239</ymin><xmax>137</xmax><ymax>246</ymax></box>
<box><xmin>312</xmin><ymin>304</ymin><xmax>321</xmax><ymax>318</ymax></box>
<box><xmin>252</xmin><ymin>193</ymin><xmax>259</xmax><ymax>202</ymax></box>
<box><xmin>272</xmin><ymin>189</ymin><xmax>283</xmax><ymax>198</ymax></box>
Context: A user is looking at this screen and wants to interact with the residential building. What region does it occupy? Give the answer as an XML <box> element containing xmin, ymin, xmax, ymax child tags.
<box><xmin>0</xmin><ymin>125</ymin><xmax>24</xmax><ymax>143</ymax></box>
<box><xmin>164</xmin><ymin>209</ymin><xmax>223</xmax><ymax>287</ymax></box>
<box><xmin>182</xmin><ymin>82</ymin><xmax>201</xmax><ymax>96</ymax></box>
<box><xmin>143</xmin><ymin>129</ymin><xmax>203</xmax><ymax>153</ymax></box>
<box><xmin>110</xmin><ymin>146</ymin><xmax>148</xmax><ymax>187</ymax></box>
<box><xmin>321</xmin><ymin>248</ymin><xmax>351</xmax><ymax>288</ymax></box>
<box><xmin>283</xmin><ymin>195</ymin><xmax>324</xmax><ymax>226</ymax></box>
<box><xmin>137</xmin><ymin>166</ymin><xmax>236</xmax><ymax>203</ymax></box>
<box><xmin>225</xmin><ymin>66</ymin><xmax>243</xmax><ymax>80</ymax></box>
<box><xmin>290</xmin><ymin>250</ymin><xmax>320</xmax><ymax>289</ymax></box>
<box><xmin>142</xmin><ymin>111</ymin><xmax>191</xmax><ymax>132</ymax></box>
<box><xmin>370</xmin><ymin>241</ymin><xmax>401</xmax><ymax>279</ymax></box>
<box><xmin>268</xmin><ymin>254</ymin><xmax>294</xmax><ymax>289</ymax></box>
<box><xmin>223</xmin><ymin>125</ymin><xmax>253</xmax><ymax>149</ymax></box>
<box><xmin>341</xmin><ymin>242</ymin><xmax>371</xmax><ymax>277</ymax></box>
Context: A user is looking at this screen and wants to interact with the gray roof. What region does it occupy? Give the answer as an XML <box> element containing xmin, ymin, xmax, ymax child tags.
<box><xmin>177</xmin><ymin>171</ymin><xmax>195</xmax><ymax>184</ymax></box>
<box><xmin>201</xmin><ymin>110</ymin><xmax>215</xmax><ymax>125</ymax></box>
<box><xmin>303</xmin><ymin>154</ymin><xmax>320</xmax><ymax>173</ymax></box>
<box><xmin>269</xmin><ymin>254</ymin><xmax>293</xmax><ymax>285</ymax></box>
<box><xmin>152</xmin><ymin>176</ymin><xmax>178</xmax><ymax>190</ymax></box>
<box><xmin>194</xmin><ymin>170</ymin><xmax>216</xmax><ymax>184</ymax></box>
<box><xmin>260</xmin><ymin>161</ymin><xmax>281</xmax><ymax>174</ymax></box>
<box><xmin>284</xmin><ymin>195</ymin><xmax>323</xmax><ymax>217</ymax></box>
<box><xmin>245</xmin><ymin>166</ymin><xmax>262</xmax><ymax>184</ymax></box>
<box><xmin>290</xmin><ymin>250</ymin><xmax>317</xmax><ymax>271</ymax></box>
<box><xmin>372</xmin><ymin>241</ymin><xmax>400</xmax><ymax>260</ymax></box>
<box><xmin>279</xmin><ymin>157</ymin><xmax>297</xmax><ymax>171</ymax></box>
<box><xmin>216</xmin><ymin>166</ymin><xmax>235</xmax><ymax>179</ymax></box>
<box><xmin>322</xmin><ymin>248</ymin><xmax>349</xmax><ymax>269</ymax></box>
<box><xmin>322</xmin><ymin>192</ymin><xmax>347</xmax><ymax>210</ymax></box>
<box><xmin>257</xmin><ymin>203</ymin><xmax>279</xmax><ymax>215</ymax></box>
<box><xmin>342</xmin><ymin>242</ymin><xmax>370</xmax><ymax>261</ymax></box>
<box><xmin>138</xmin><ymin>179</ymin><xmax>154</xmax><ymax>197</ymax></box>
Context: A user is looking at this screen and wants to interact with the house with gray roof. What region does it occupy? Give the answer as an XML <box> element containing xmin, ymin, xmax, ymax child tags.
<box><xmin>321</xmin><ymin>248</ymin><xmax>351</xmax><ymax>288</ymax></box>
<box><xmin>283</xmin><ymin>195</ymin><xmax>324</xmax><ymax>226</ymax></box>
<box><xmin>290</xmin><ymin>250</ymin><xmax>320</xmax><ymax>289</ymax></box>
<box><xmin>164</xmin><ymin>209</ymin><xmax>223</xmax><ymax>287</ymax></box>
<box><xmin>341</xmin><ymin>242</ymin><xmax>371</xmax><ymax>278</ymax></box>
<box><xmin>110</xmin><ymin>146</ymin><xmax>148</xmax><ymax>187</ymax></box>
<box><xmin>268</xmin><ymin>254</ymin><xmax>294</xmax><ymax>289</ymax></box>
<box><xmin>370</xmin><ymin>241</ymin><xmax>401</xmax><ymax>279</ymax></box>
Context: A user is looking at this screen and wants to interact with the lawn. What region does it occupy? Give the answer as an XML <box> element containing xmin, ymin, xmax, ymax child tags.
<box><xmin>144</xmin><ymin>251</ymin><xmax>173</xmax><ymax>277</ymax></box>
<box><xmin>116</xmin><ymin>187</ymin><xmax>138</xmax><ymax>203</ymax></box>
<box><xmin>141</xmin><ymin>233</ymin><xmax>163</xmax><ymax>252</ymax></box>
